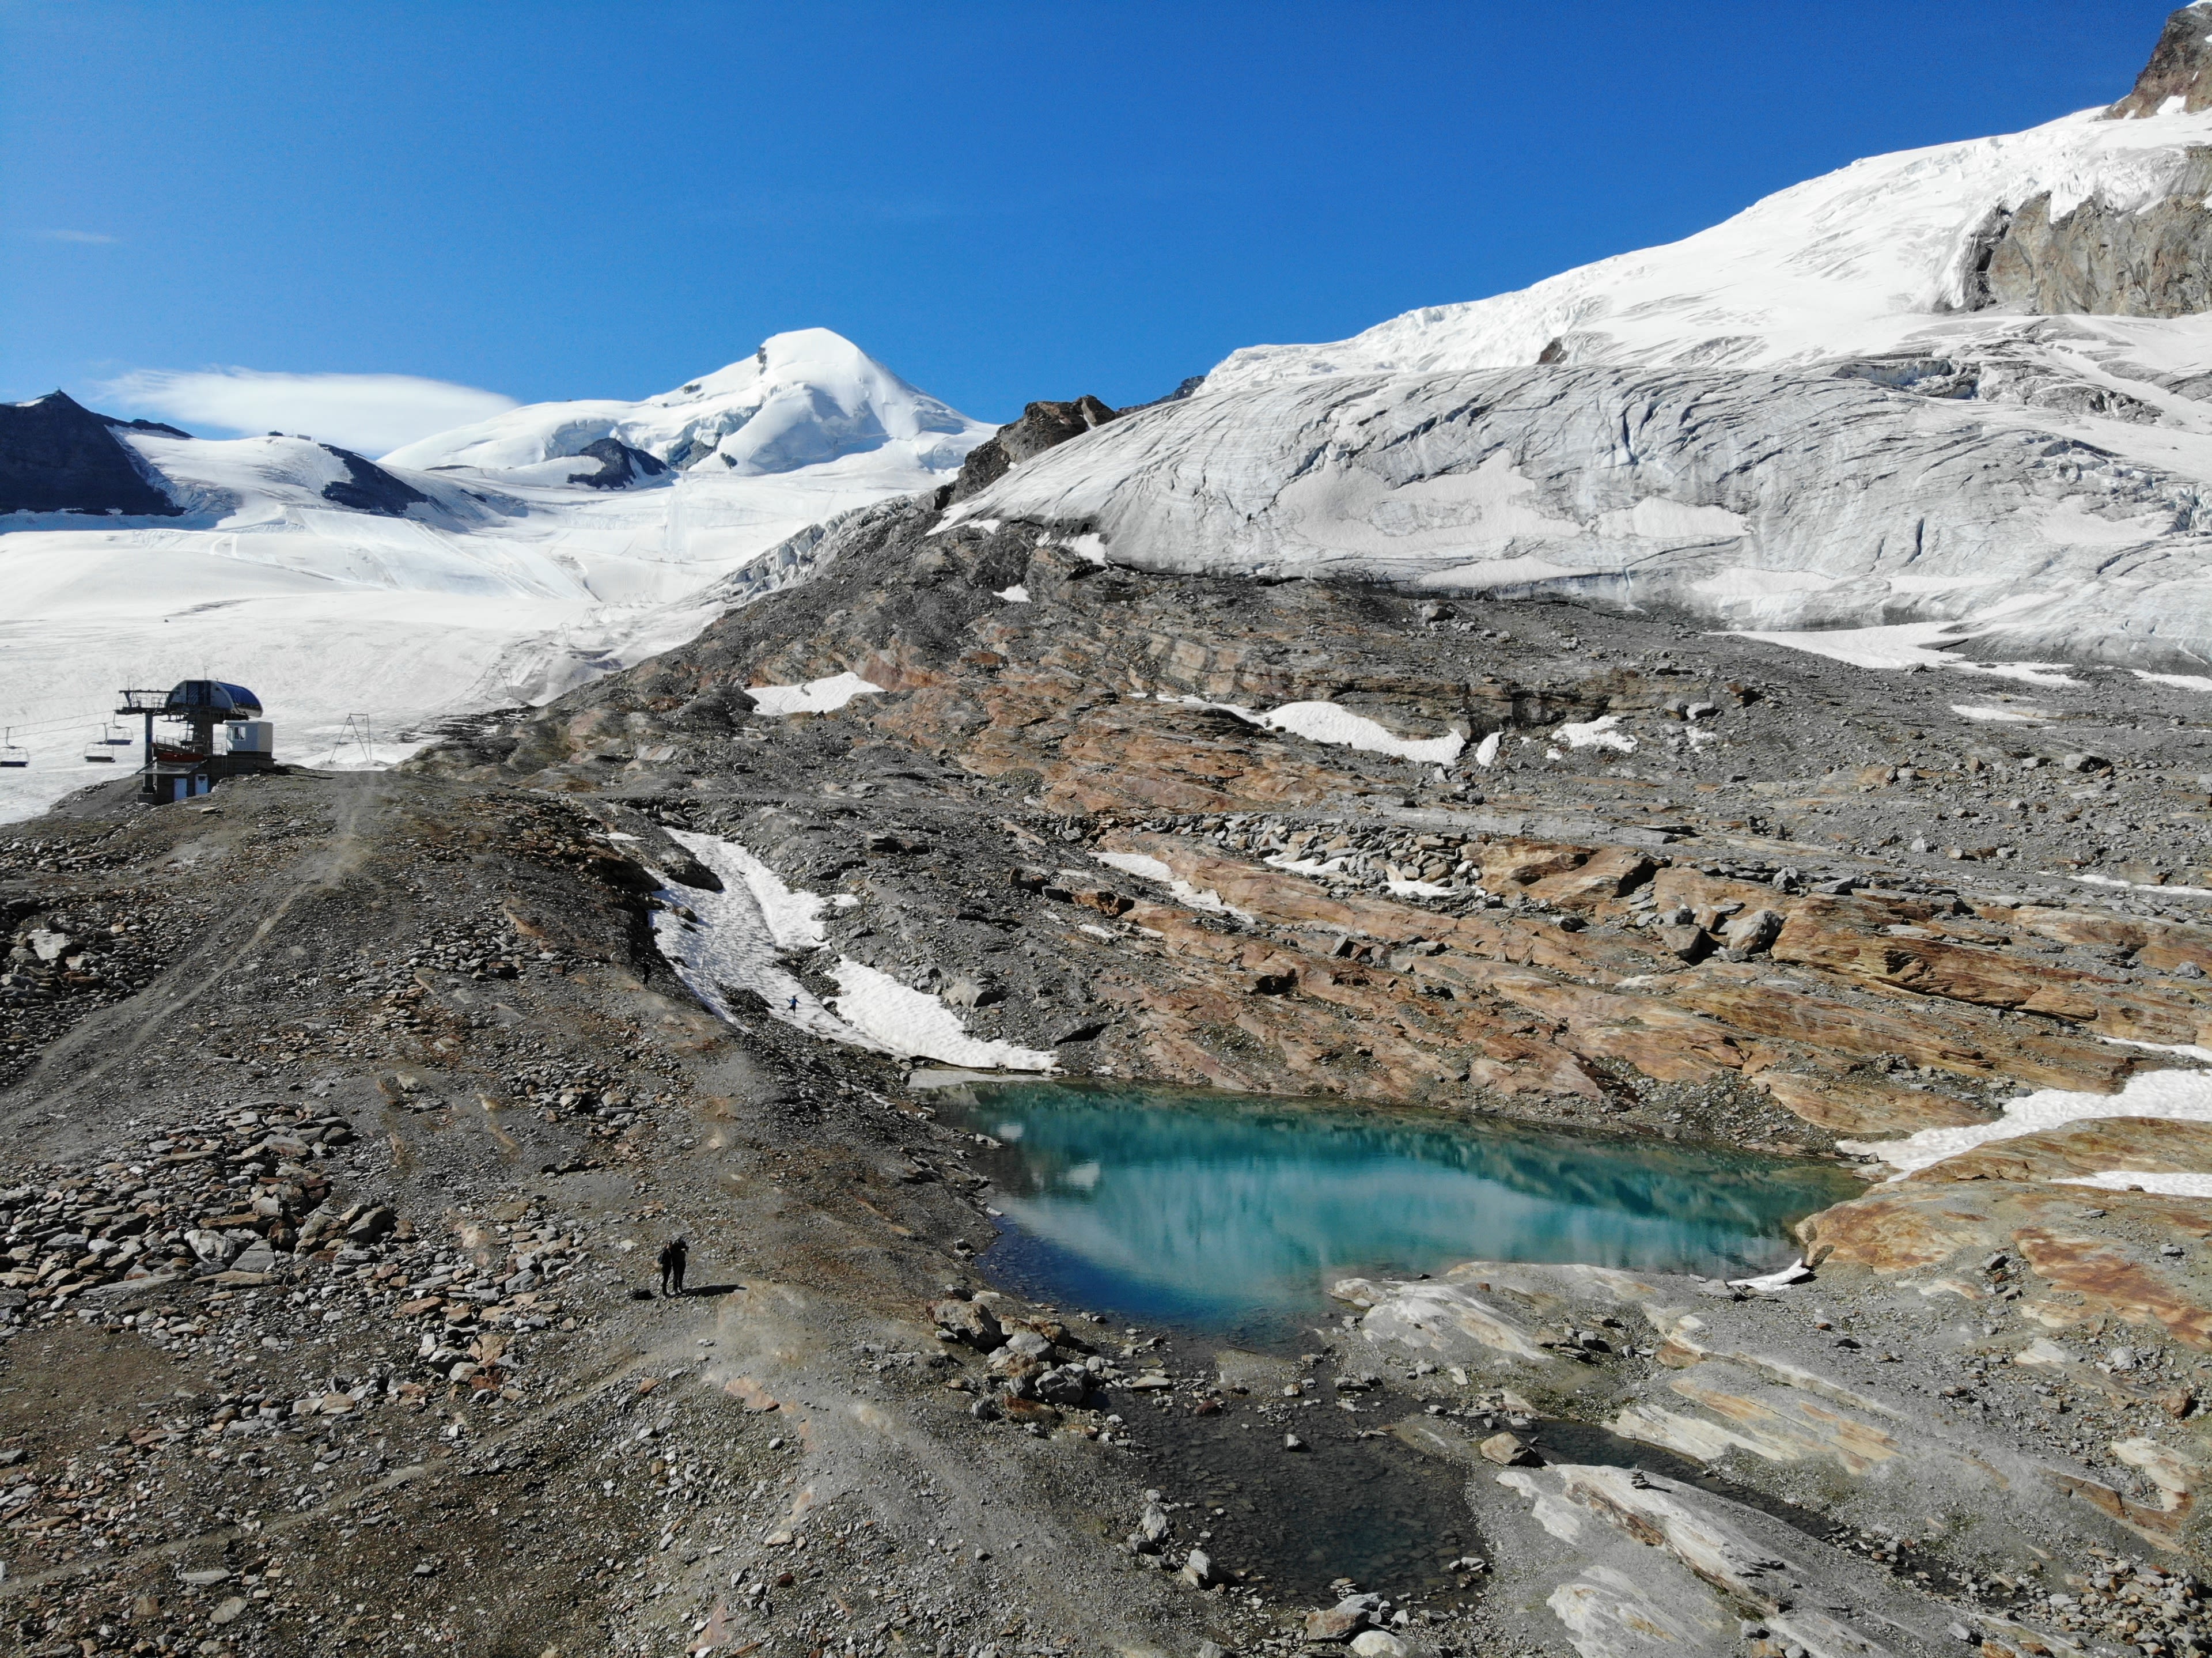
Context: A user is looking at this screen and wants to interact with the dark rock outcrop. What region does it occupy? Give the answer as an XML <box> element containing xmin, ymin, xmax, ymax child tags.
<box><xmin>0</xmin><ymin>391</ymin><xmax>181</xmax><ymax>517</ymax></box>
<box><xmin>1951</xmin><ymin>151</ymin><xmax>2212</xmax><ymax>319</ymax></box>
<box><xmin>1124</xmin><ymin>374</ymin><xmax>1207</xmax><ymax>411</ymax></box>
<box><xmin>2107</xmin><ymin>3</ymin><xmax>2212</xmax><ymax>118</ymax></box>
<box><xmin>97</xmin><ymin>414</ymin><xmax>192</xmax><ymax>440</ymax></box>
<box><xmin>565</xmin><ymin>436</ymin><xmax>669</xmax><ymax>490</ymax></box>
<box><xmin>945</xmin><ymin>395</ymin><xmax>1118</xmax><ymax>504</ymax></box>
<box><xmin>317</xmin><ymin>444</ymin><xmax>431</xmax><ymax>516</ymax></box>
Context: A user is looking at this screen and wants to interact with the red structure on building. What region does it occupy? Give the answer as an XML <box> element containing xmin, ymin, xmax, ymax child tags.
<box><xmin>116</xmin><ymin>681</ymin><xmax>276</xmax><ymax>803</ymax></box>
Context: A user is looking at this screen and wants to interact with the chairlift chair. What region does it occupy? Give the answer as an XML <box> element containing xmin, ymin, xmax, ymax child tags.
<box><xmin>83</xmin><ymin>727</ymin><xmax>115</xmax><ymax>763</ymax></box>
<box><xmin>0</xmin><ymin>729</ymin><xmax>25</xmax><ymax>769</ymax></box>
<box><xmin>100</xmin><ymin>720</ymin><xmax>131</xmax><ymax>746</ymax></box>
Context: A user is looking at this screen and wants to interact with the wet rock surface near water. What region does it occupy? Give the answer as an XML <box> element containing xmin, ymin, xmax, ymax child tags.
<box><xmin>1098</xmin><ymin>1346</ymin><xmax>1489</xmax><ymax>1606</ymax></box>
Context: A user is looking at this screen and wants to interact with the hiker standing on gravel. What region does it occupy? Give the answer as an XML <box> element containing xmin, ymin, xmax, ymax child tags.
<box><xmin>658</xmin><ymin>1236</ymin><xmax>688</xmax><ymax>1297</ymax></box>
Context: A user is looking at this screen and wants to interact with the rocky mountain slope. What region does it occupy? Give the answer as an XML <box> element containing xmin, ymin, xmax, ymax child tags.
<box><xmin>0</xmin><ymin>392</ymin><xmax>187</xmax><ymax>518</ymax></box>
<box><xmin>381</xmin><ymin>308</ymin><xmax>2212</xmax><ymax>1652</ymax></box>
<box><xmin>6</xmin><ymin>470</ymin><xmax>2210</xmax><ymax>1652</ymax></box>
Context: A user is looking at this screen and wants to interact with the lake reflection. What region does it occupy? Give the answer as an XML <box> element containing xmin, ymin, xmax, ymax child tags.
<box><xmin>940</xmin><ymin>1082</ymin><xmax>1856</xmax><ymax>1339</ymax></box>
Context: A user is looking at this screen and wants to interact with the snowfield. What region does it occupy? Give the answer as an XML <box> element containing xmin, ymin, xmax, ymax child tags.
<box><xmin>1841</xmin><ymin>1063</ymin><xmax>2212</xmax><ymax>1178</ymax></box>
<box><xmin>1207</xmin><ymin>105</ymin><xmax>2212</xmax><ymax>382</ymax></box>
<box><xmin>653</xmin><ymin>830</ymin><xmax>1055</xmax><ymax>1072</ymax></box>
<box><xmin>0</xmin><ymin>332</ymin><xmax>987</xmax><ymax>822</ymax></box>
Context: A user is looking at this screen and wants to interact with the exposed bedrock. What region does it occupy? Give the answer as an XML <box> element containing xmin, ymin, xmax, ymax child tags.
<box><xmin>0</xmin><ymin>390</ymin><xmax>182</xmax><ymax>517</ymax></box>
<box><xmin>1955</xmin><ymin>150</ymin><xmax>2212</xmax><ymax>320</ymax></box>
<box><xmin>945</xmin><ymin>393</ymin><xmax>1119</xmax><ymax>504</ymax></box>
<box><xmin>563</xmin><ymin>434</ymin><xmax>669</xmax><ymax>489</ymax></box>
<box><xmin>416</xmin><ymin>502</ymin><xmax>2212</xmax><ymax>1143</ymax></box>
<box><xmin>2108</xmin><ymin>4</ymin><xmax>2212</xmax><ymax>119</ymax></box>
<box><xmin>315</xmin><ymin>442</ymin><xmax>433</xmax><ymax>516</ymax></box>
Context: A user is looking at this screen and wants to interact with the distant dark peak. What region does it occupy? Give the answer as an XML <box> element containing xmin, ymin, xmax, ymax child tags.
<box><xmin>566</xmin><ymin>436</ymin><xmax>669</xmax><ymax>490</ymax></box>
<box><xmin>0</xmin><ymin>389</ymin><xmax>181</xmax><ymax>517</ymax></box>
<box><xmin>317</xmin><ymin>444</ymin><xmax>430</xmax><ymax>516</ymax></box>
<box><xmin>97</xmin><ymin>412</ymin><xmax>193</xmax><ymax>440</ymax></box>
<box><xmin>2107</xmin><ymin>3</ymin><xmax>2212</xmax><ymax>118</ymax></box>
<box><xmin>946</xmin><ymin>395</ymin><xmax>1119</xmax><ymax>504</ymax></box>
<box><xmin>1122</xmin><ymin>374</ymin><xmax>1209</xmax><ymax>411</ymax></box>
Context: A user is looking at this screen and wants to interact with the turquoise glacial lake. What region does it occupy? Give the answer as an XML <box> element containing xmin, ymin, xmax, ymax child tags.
<box><xmin>938</xmin><ymin>1082</ymin><xmax>1857</xmax><ymax>1343</ymax></box>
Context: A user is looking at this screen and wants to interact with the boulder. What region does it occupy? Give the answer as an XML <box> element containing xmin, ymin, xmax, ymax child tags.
<box><xmin>1303</xmin><ymin>1607</ymin><xmax>1370</xmax><ymax>1644</ymax></box>
<box><xmin>1350</xmin><ymin>1634</ymin><xmax>1408</xmax><ymax>1658</ymax></box>
<box><xmin>1721</xmin><ymin>908</ymin><xmax>1784</xmax><ymax>956</ymax></box>
<box><xmin>344</xmin><ymin>1206</ymin><xmax>396</xmax><ymax>1243</ymax></box>
<box><xmin>1035</xmin><ymin>1363</ymin><xmax>1091</xmax><ymax>1406</ymax></box>
<box><xmin>1479</xmin><ymin>1430</ymin><xmax>1543</xmax><ymax>1466</ymax></box>
<box><xmin>929</xmin><ymin>1297</ymin><xmax>1003</xmax><ymax>1350</ymax></box>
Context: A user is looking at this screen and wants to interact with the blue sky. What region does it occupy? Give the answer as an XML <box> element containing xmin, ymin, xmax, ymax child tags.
<box><xmin>0</xmin><ymin>1</ymin><xmax>2172</xmax><ymax>443</ymax></box>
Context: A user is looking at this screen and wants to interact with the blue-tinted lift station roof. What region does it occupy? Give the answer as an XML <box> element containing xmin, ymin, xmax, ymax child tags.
<box><xmin>163</xmin><ymin>681</ymin><xmax>263</xmax><ymax>718</ymax></box>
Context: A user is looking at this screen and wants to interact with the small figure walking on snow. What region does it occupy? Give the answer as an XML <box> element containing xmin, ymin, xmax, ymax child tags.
<box><xmin>658</xmin><ymin>1236</ymin><xmax>688</xmax><ymax>1297</ymax></box>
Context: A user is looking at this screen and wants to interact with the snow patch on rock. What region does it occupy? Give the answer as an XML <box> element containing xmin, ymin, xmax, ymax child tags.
<box><xmin>1093</xmin><ymin>850</ymin><xmax>1251</xmax><ymax>918</ymax></box>
<box><xmin>827</xmin><ymin>962</ymin><xmax>1054</xmax><ymax>1073</ymax></box>
<box><xmin>651</xmin><ymin>831</ymin><xmax>864</xmax><ymax>1049</ymax></box>
<box><xmin>2135</xmin><ymin>669</ymin><xmax>2212</xmax><ymax>692</ymax></box>
<box><xmin>2058</xmin><ymin>1170</ymin><xmax>2212</xmax><ymax>1197</ymax></box>
<box><xmin>1159</xmin><ymin>694</ymin><xmax>1461</xmax><ymax>764</ymax></box>
<box><xmin>655</xmin><ymin>828</ymin><xmax>1052</xmax><ymax>1072</ymax></box>
<box><xmin>1552</xmin><ymin>716</ymin><xmax>1636</xmax><ymax>753</ymax></box>
<box><xmin>745</xmin><ymin>672</ymin><xmax>886</xmax><ymax>716</ymax></box>
<box><xmin>1842</xmin><ymin>1064</ymin><xmax>2212</xmax><ymax>1176</ymax></box>
<box><xmin>1260</xmin><ymin>701</ymin><xmax>1464</xmax><ymax>764</ymax></box>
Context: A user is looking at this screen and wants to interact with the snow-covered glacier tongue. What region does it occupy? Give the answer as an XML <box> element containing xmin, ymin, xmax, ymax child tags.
<box><xmin>961</xmin><ymin>9</ymin><xmax>2212</xmax><ymax>669</ymax></box>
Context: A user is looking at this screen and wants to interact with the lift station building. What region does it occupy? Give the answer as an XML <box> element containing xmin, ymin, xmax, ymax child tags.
<box><xmin>117</xmin><ymin>680</ymin><xmax>276</xmax><ymax>802</ymax></box>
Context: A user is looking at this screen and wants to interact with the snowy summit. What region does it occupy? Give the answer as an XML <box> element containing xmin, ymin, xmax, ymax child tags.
<box><xmin>0</xmin><ymin>330</ymin><xmax>989</xmax><ymax>822</ymax></box>
<box><xmin>384</xmin><ymin>328</ymin><xmax>987</xmax><ymax>483</ymax></box>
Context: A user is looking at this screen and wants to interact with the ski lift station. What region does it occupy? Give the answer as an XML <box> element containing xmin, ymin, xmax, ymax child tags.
<box><xmin>116</xmin><ymin>680</ymin><xmax>276</xmax><ymax>803</ymax></box>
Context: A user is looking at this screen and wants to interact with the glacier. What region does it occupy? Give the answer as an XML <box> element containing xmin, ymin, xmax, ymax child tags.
<box><xmin>960</xmin><ymin>82</ymin><xmax>2212</xmax><ymax>669</ymax></box>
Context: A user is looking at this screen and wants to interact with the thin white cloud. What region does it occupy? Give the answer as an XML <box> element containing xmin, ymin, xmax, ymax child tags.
<box><xmin>97</xmin><ymin>366</ymin><xmax>518</xmax><ymax>455</ymax></box>
<box><xmin>35</xmin><ymin>229</ymin><xmax>119</xmax><ymax>244</ymax></box>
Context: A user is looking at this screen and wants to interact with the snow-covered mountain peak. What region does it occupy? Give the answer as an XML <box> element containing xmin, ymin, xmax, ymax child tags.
<box><xmin>1205</xmin><ymin>101</ymin><xmax>2212</xmax><ymax>391</ymax></box>
<box><xmin>1206</xmin><ymin>11</ymin><xmax>2212</xmax><ymax>392</ymax></box>
<box><xmin>381</xmin><ymin>327</ymin><xmax>990</xmax><ymax>482</ymax></box>
<box><xmin>1</xmin><ymin>331</ymin><xmax>993</xmax><ymax>822</ymax></box>
<box><xmin>964</xmin><ymin>9</ymin><xmax>2212</xmax><ymax>671</ymax></box>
